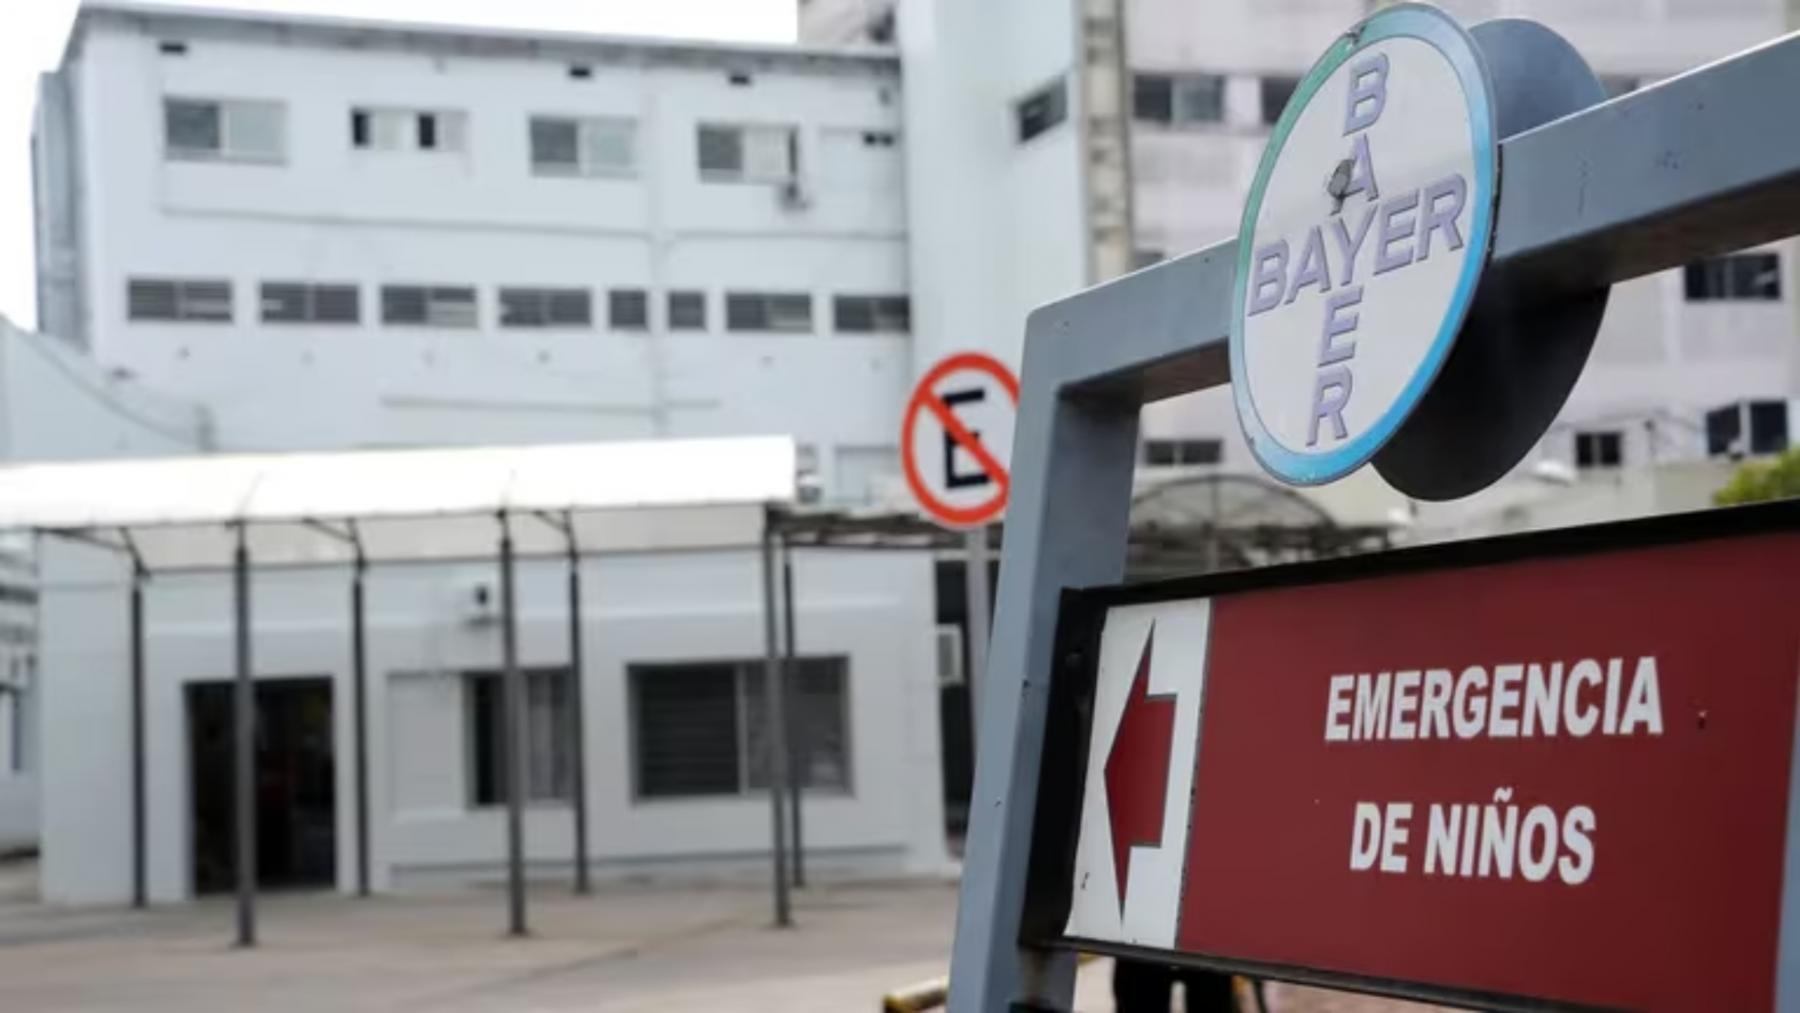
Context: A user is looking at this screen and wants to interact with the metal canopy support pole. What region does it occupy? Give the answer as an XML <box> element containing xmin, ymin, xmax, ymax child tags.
<box><xmin>759</xmin><ymin>511</ymin><xmax>792</xmax><ymax>927</ymax></box>
<box><xmin>563</xmin><ymin>512</ymin><xmax>591</xmax><ymax>896</ymax></box>
<box><xmin>350</xmin><ymin>524</ymin><xmax>371</xmax><ymax>898</ymax></box>
<box><xmin>947</xmin><ymin>33</ymin><xmax>1800</xmax><ymax>1010</ymax></box>
<box><xmin>231</xmin><ymin>524</ymin><xmax>257</xmax><ymax>948</ymax></box>
<box><xmin>499</xmin><ymin>513</ymin><xmax>528</xmax><ymax>937</ymax></box>
<box><xmin>125</xmin><ymin>534</ymin><xmax>147</xmax><ymax>910</ymax></box>
<box><xmin>780</xmin><ymin>536</ymin><xmax>803</xmax><ymax>889</ymax></box>
<box><xmin>962</xmin><ymin>525</ymin><xmax>992</xmax><ymax>735</ymax></box>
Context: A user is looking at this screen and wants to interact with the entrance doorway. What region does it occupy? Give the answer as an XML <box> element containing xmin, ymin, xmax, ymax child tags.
<box><xmin>188</xmin><ymin>677</ymin><xmax>336</xmax><ymax>893</ymax></box>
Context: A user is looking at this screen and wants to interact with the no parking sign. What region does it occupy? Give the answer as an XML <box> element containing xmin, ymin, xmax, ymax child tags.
<box><xmin>901</xmin><ymin>352</ymin><xmax>1019</xmax><ymax>529</ymax></box>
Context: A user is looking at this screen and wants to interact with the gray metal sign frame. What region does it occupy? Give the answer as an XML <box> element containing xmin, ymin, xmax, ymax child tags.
<box><xmin>947</xmin><ymin>25</ymin><xmax>1800</xmax><ymax>1012</ymax></box>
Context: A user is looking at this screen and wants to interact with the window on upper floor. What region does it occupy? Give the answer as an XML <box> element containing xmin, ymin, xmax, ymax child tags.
<box><xmin>1684</xmin><ymin>253</ymin><xmax>1781</xmax><ymax>302</ymax></box>
<box><xmin>1143</xmin><ymin>438</ymin><xmax>1223</xmax><ymax>467</ymax></box>
<box><xmin>697</xmin><ymin>123</ymin><xmax>799</xmax><ymax>183</ymax></box>
<box><xmin>127</xmin><ymin>278</ymin><xmax>232</xmax><ymax>323</ymax></box>
<box><xmin>1133</xmin><ymin>72</ymin><xmax>1225</xmax><ymax>127</ymax></box>
<box><xmin>726</xmin><ymin>292</ymin><xmax>813</xmax><ymax>333</ymax></box>
<box><xmin>381</xmin><ymin>285</ymin><xmax>477</xmax><ymax>327</ymax></box>
<box><xmin>1574</xmin><ymin>430</ymin><xmax>1623</xmax><ymax>470</ymax></box>
<box><xmin>1015</xmin><ymin>77</ymin><xmax>1068</xmax><ymax>144</ymax></box>
<box><xmin>351</xmin><ymin>107</ymin><xmax>467</xmax><ymax>153</ymax></box>
<box><xmin>609</xmin><ymin>289</ymin><xmax>649</xmax><ymax>331</ymax></box>
<box><xmin>260</xmin><ymin>282</ymin><xmax>359</xmax><ymax>324</ymax></box>
<box><xmin>499</xmin><ymin>287</ymin><xmax>592</xmax><ymax>328</ymax></box>
<box><xmin>164</xmin><ymin>97</ymin><xmax>285</xmax><ymax>164</ymax></box>
<box><xmin>832</xmin><ymin>294</ymin><xmax>910</xmax><ymax>334</ymax></box>
<box><xmin>667</xmin><ymin>291</ymin><xmax>707</xmax><ymax>331</ymax></box>
<box><xmin>1261</xmin><ymin>76</ymin><xmax>1301</xmax><ymax>126</ymax></box>
<box><xmin>629</xmin><ymin>657</ymin><xmax>849</xmax><ymax>800</ymax></box>
<box><xmin>529</xmin><ymin>116</ymin><xmax>636</xmax><ymax>177</ymax></box>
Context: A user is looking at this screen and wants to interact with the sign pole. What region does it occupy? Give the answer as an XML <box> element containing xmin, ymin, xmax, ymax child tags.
<box><xmin>962</xmin><ymin>525</ymin><xmax>991</xmax><ymax>734</ymax></box>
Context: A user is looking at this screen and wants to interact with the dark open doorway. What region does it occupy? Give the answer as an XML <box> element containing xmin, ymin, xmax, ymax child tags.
<box><xmin>189</xmin><ymin>677</ymin><xmax>336</xmax><ymax>894</ymax></box>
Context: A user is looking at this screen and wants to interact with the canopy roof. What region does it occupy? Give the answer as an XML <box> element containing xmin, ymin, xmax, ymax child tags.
<box><xmin>0</xmin><ymin>436</ymin><xmax>794</xmax><ymax>571</ymax></box>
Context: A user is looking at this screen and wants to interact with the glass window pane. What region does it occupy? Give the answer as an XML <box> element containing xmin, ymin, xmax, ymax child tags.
<box><xmin>223</xmin><ymin>101</ymin><xmax>283</xmax><ymax>160</ymax></box>
<box><xmin>668</xmin><ymin>291</ymin><xmax>706</xmax><ymax>330</ymax></box>
<box><xmin>1261</xmin><ymin>76</ymin><xmax>1300</xmax><ymax>125</ymax></box>
<box><xmin>609</xmin><ymin>290</ymin><xmax>648</xmax><ymax>330</ymax></box>
<box><xmin>1749</xmin><ymin>400</ymin><xmax>1790</xmax><ymax>455</ymax></box>
<box><xmin>834</xmin><ymin>296</ymin><xmax>874</xmax><ymax>333</ymax></box>
<box><xmin>531</xmin><ymin>117</ymin><xmax>580</xmax><ymax>170</ymax></box>
<box><xmin>697</xmin><ymin>125</ymin><xmax>743</xmax><ymax>175</ymax></box>
<box><xmin>726</xmin><ymin>293</ymin><xmax>766</xmax><ymax>331</ymax></box>
<box><xmin>1132</xmin><ymin>74</ymin><xmax>1173</xmax><ymax>123</ymax></box>
<box><xmin>165</xmin><ymin>99</ymin><xmax>220</xmax><ymax>155</ymax></box>
<box><xmin>1174</xmin><ymin>74</ymin><xmax>1224</xmax><ymax>124</ymax></box>
<box><xmin>260</xmin><ymin>283</ymin><xmax>307</xmax><ymax>322</ymax></box>
<box><xmin>128</xmin><ymin>280</ymin><xmax>179</xmax><ymax>320</ymax></box>
<box><xmin>500</xmin><ymin>289</ymin><xmax>546</xmax><ymax>327</ymax></box>
<box><xmin>547</xmin><ymin>289</ymin><xmax>592</xmax><ymax>326</ymax></box>
<box><xmin>633</xmin><ymin>664</ymin><xmax>741</xmax><ymax>797</ymax></box>
<box><xmin>744</xmin><ymin>658</ymin><xmax>849</xmax><ymax>792</ymax></box>
<box><xmin>314</xmin><ymin>285</ymin><xmax>359</xmax><ymax>323</ymax></box>
<box><xmin>583</xmin><ymin>119</ymin><xmax>635</xmax><ymax>172</ymax></box>
<box><xmin>767</xmin><ymin>294</ymin><xmax>812</xmax><ymax>332</ymax></box>
<box><xmin>382</xmin><ymin>286</ymin><xmax>428</xmax><ymax>324</ymax></box>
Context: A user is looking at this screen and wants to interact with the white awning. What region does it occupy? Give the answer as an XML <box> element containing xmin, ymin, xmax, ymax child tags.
<box><xmin>0</xmin><ymin>436</ymin><xmax>794</xmax><ymax>570</ymax></box>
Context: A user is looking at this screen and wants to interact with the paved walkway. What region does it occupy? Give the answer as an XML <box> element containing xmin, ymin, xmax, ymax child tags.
<box><xmin>0</xmin><ymin>862</ymin><xmax>1441</xmax><ymax>1011</ymax></box>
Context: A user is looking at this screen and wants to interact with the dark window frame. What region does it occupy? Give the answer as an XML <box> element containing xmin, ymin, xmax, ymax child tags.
<box><xmin>1574</xmin><ymin>430</ymin><xmax>1624</xmax><ymax>470</ymax></box>
<box><xmin>498</xmin><ymin>286</ymin><xmax>593</xmax><ymax>329</ymax></box>
<box><xmin>1260</xmin><ymin>75</ymin><xmax>1302</xmax><ymax>126</ymax></box>
<box><xmin>259</xmin><ymin>282</ymin><xmax>360</xmax><ymax>325</ymax></box>
<box><xmin>127</xmin><ymin>277</ymin><xmax>233</xmax><ymax>323</ymax></box>
<box><xmin>832</xmin><ymin>294</ymin><xmax>911</xmax><ymax>334</ymax></box>
<box><xmin>380</xmin><ymin>284</ymin><xmax>478</xmax><ymax>328</ymax></box>
<box><xmin>1016</xmin><ymin>77</ymin><xmax>1069</xmax><ymax>144</ymax></box>
<box><xmin>1684</xmin><ymin>252</ymin><xmax>1782</xmax><ymax>302</ymax></box>
<box><xmin>726</xmin><ymin>292</ymin><xmax>814</xmax><ymax>333</ymax></box>
<box><xmin>465</xmin><ymin>668</ymin><xmax>575</xmax><ymax>807</ymax></box>
<box><xmin>608</xmin><ymin>289</ymin><xmax>650</xmax><ymax>331</ymax></box>
<box><xmin>667</xmin><ymin>290</ymin><xmax>707</xmax><ymax>331</ymax></box>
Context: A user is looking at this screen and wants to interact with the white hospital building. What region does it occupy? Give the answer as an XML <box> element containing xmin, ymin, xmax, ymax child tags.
<box><xmin>8</xmin><ymin>0</ymin><xmax>1796</xmax><ymax>903</ymax></box>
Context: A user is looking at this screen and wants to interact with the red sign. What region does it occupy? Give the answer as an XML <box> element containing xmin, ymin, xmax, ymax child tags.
<box><xmin>901</xmin><ymin>352</ymin><xmax>1019</xmax><ymax>528</ymax></box>
<box><xmin>1052</xmin><ymin>523</ymin><xmax>1800</xmax><ymax>1010</ymax></box>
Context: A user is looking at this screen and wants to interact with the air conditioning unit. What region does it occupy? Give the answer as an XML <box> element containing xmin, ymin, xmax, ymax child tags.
<box><xmin>777</xmin><ymin>178</ymin><xmax>812</xmax><ymax>210</ymax></box>
<box><xmin>936</xmin><ymin>624</ymin><xmax>965</xmax><ymax>687</ymax></box>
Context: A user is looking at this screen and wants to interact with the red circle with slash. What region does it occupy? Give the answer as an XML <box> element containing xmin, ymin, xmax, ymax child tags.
<box><xmin>901</xmin><ymin>351</ymin><xmax>1021</xmax><ymax>528</ymax></box>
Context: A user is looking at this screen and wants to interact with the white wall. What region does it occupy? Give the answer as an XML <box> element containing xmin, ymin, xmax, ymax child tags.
<box><xmin>41</xmin><ymin>545</ymin><xmax>946</xmax><ymax>905</ymax></box>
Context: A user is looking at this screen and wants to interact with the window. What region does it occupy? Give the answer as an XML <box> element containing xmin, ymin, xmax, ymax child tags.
<box><xmin>1261</xmin><ymin>76</ymin><xmax>1301</xmax><ymax>125</ymax></box>
<box><xmin>608</xmin><ymin>289</ymin><xmax>649</xmax><ymax>330</ymax></box>
<box><xmin>1016</xmin><ymin>77</ymin><xmax>1068</xmax><ymax>143</ymax></box>
<box><xmin>697</xmin><ymin>123</ymin><xmax>798</xmax><ymax>182</ymax></box>
<box><xmin>1142</xmin><ymin>438</ymin><xmax>1223</xmax><ymax>467</ymax></box>
<box><xmin>726</xmin><ymin>292</ymin><xmax>813</xmax><ymax>333</ymax></box>
<box><xmin>127</xmin><ymin>278</ymin><xmax>232</xmax><ymax>322</ymax></box>
<box><xmin>1708</xmin><ymin>401</ymin><xmax>1790</xmax><ymax>457</ymax></box>
<box><xmin>832</xmin><ymin>295</ymin><xmax>910</xmax><ymax>333</ymax></box>
<box><xmin>1133</xmin><ymin>72</ymin><xmax>1225</xmax><ymax>126</ymax></box>
<box><xmin>862</xmin><ymin>131</ymin><xmax>897</xmax><ymax>147</ymax></box>
<box><xmin>529</xmin><ymin>116</ymin><xmax>636</xmax><ymax>177</ymax></box>
<box><xmin>164</xmin><ymin>97</ymin><xmax>284</xmax><ymax>163</ymax></box>
<box><xmin>260</xmin><ymin>282</ymin><xmax>359</xmax><ymax>324</ymax></box>
<box><xmin>466</xmin><ymin>668</ymin><xmax>573</xmax><ymax>805</ymax></box>
<box><xmin>499</xmin><ymin>287</ymin><xmax>591</xmax><ymax>328</ymax></box>
<box><xmin>1684</xmin><ymin>253</ymin><xmax>1781</xmax><ymax>301</ymax></box>
<box><xmin>1132</xmin><ymin>249</ymin><xmax>1166</xmax><ymax>270</ymax></box>
<box><xmin>668</xmin><ymin>290</ymin><xmax>707</xmax><ymax>331</ymax></box>
<box><xmin>1574</xmin><ymin>430</ymin><xmax>1623</xmax><ymax>470</ymax></box>
<box><xmin>381</xmin><ymin>285</ymin><xmax>477</xmax><ymax>327</ymax></box>
<box><xmin>351</xmin><ymin>107</ymin><xmax>467</xmax><ymax>153</ymax></box>
<box><xmin>630</xmin><ymin>657</ymin><xmax>850</xmax><ymax>799</ymax></box>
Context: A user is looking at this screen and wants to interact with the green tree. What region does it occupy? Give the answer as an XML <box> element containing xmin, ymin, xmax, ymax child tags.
<box><xmin>1715</xmin><ymin>446</ymin><xmax>1800</xmax><ymax>505</ymax></box>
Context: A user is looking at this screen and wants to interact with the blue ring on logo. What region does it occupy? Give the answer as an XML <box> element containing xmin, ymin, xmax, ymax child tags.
<box><xmin>1228</xmin><ymin>4</ymin><xmax>1498</xmax><ymax>486</ymax></box>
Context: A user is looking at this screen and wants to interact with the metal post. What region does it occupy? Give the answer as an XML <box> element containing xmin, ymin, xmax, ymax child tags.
<box><xmin>129</xmin><ymin>568</ymin><xmax>146</xmax><ymax>909</ymax></box>
<box><xmin>962</xmin><ymin>525</ymin><xmax>992</xmax><ymax>733</ymax></box>
<box><xmin>500</xmin><ymin>514</ymin><xmax>527</xmax><ymax>937</ymax></box>
<box><xmin>759</xmin><ymin>513</ymin><xmax>792</xmax><ymax>927</ymax></box>
<box><xmin>565</xmin><ymin>521</ymin><xmax>591</xmax><ymax>896</ymax></box>
<box><xmin>351</xmin><ymin>547</ymin><xmax>370</xmax><ymax>897</ymax></box>
<box><xmin>231</xmin><ymin>525</ymin><xmax>257</xmax><ymax>948</ymax></box>
<box><xmin>781</xmin><ymin>537</ymin><xmax>803</xmax><ymax>889</ymax></box>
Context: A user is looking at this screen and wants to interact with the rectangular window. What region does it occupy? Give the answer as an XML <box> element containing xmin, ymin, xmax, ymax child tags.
<box><xmin>381</xmin><ymin>285</ymin><xmax>477</xmax><ymax>327</ymax></box>
<box><xmin>530</xmin><ymin>116</ymin><xmax>636</xmax><ymax>176</ymax></box>
<box><xmin>1016</xmin><ymin>77</ymin><xmax>1068</xmax><ymax>143</ymax></box>
<box><xmin>608</xmin><ymin>289</ymin><xmax>649</xmax><ymax>330</ymax></box>
<box><xmin>1261</xmin><ymin>76</ymin><xmax>1301</xmax><ymax>125</ymax></box>
<box><xmin>1133</xmin><ymin>73</ymin><xmax>1225</xmax><ymax>126</ymax></box>
<box><xmin>726</xmin><ymin>292</ymin><xmax>813</xmax><ymax>333</ymax></box>
<box><xmin>1749</xmin><ymin>401</ymin><xmax>1790</xmax><ymax>455</ymax></box>
<box><xmin>164</xmin><ymin>97</ymin><xmax>285</xmax><ymax>163</ymax></box>
<box><xmin>1710</xmin><ymin>401</ymin><xmax>1792</xmax><ymax>456</ymax></box>
<box><xmin>466</xmin><ymin>668</ymin><xmax>573</xmax><ymax>805</ymax></box>
<box><xmin>260</xmin><ymin>282</ymin><xmax>359</xmax><ymax>324</ymax></box>
<box><xmin>667</xmin><ymin>290</ymin><xmax>707</xmax><ymax>331</ymax></box>
<box><xmin>697</xmin><ymin>123</ymin><xmax>798</xmax><ymax>182</ymax></box>
<box><xmin>1574</xmin><ymin>430</ymin><xmax>1623</xmax><ymax>470</ymax></box>
<box><xmin>351</xmin><ymin>107</ymin><xmax>467</xmax><ymax>153</ymax></box>
<box><xmin>1684</xmin><ymin>253</ymin><xmax>1782</xmax><ymax>301</ymax></box>
<box><xmin>127</xmin><ymin>278</ymin><xmax>232</xmax><ymax>322</ymax></box>
<box><xmin>1143</xmin><ymin>438</ymin><xmax>1223</xmax><ymax>467</ymax></box>
<box><xmin>832</xmin><ymin>294</ymin><xmax>911</xmax><ymax>333</ymax></box>
<box><xmin>630</xmin><ymin>657</ymin><xmax>850</xmax><ymax>799</ymax></box>
<box><xmin>499</xmin><ymin>287</ymin><xmax>592</xmax><ymax>328</ymax></box>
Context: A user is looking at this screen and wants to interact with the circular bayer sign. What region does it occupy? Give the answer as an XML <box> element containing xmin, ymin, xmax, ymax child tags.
<box><xmin>1229</xmin><ymin>3</ymin><xmax>1498</xmax><ymax>486</ymax></box>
